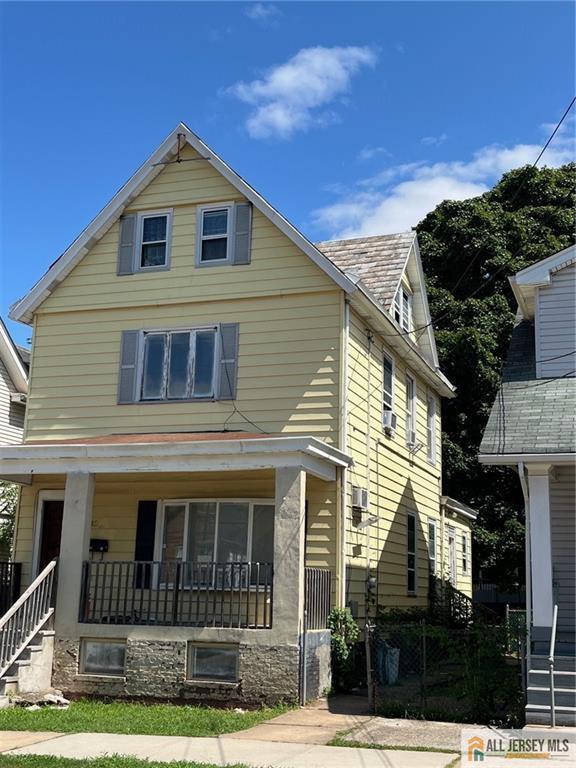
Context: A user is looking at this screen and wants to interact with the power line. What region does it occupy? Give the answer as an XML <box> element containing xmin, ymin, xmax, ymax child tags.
<box><xmin>374</xmin><ymin>96</ymin><xmax>576</xmax><ymax>342</ymax></box>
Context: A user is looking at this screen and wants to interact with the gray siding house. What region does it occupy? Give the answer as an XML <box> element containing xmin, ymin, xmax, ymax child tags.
<box><xmin>480</xmin><ymin>244</ymin><xmax>575</xmax><ymax>726</ymax></box>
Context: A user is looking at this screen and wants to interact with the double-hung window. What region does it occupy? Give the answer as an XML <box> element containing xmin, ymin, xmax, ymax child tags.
<box><xmin>138</xmin><ymin>211</ymin><xmax>171</xmax><ymax>270</ymax></box>
<box><xmin>156</xmin><ymin>499</ymin><xmax>275</xmax><ymax>586</ymax></box>
<box><xmin>405</xmin><ymin>373</ymin><xmax>416</xmax><ymax>445</ymax></box>
<box><xmin>198</xmin><ymin>205</ymin><xmax>232</xmax><ymax>264</ymax></box>
<box><xmin>426</xmin><ymin>394</ymin><xmax>436</xmax><ymax>464</ymax></box>
<box><xmin>427</xmin><ymin>519</ymin><xmax>437</xmax><ymax>575</ymax></box>
<box><xmin>462</xmin><ymin>534</ymin><xmax>468</xmax><ymax>575</ymax></box>
<box><xmin>383</xmin><ymin>353</ymin><xmax>394</xmax><ymax>413</ymax></box>
<box><xmin>407</xmin><ymin>512</ymin><xmax>417</xmax><ymax>594</ymax></box>
<box><xmin>141</xmin><ymin>327</ymin><xmax>217</xmax><ymax>401</ymax></box>
<box><xmin>394</xmin><ymin>286</ymin><xmax>413</xmax><ymax>333</ymax></box>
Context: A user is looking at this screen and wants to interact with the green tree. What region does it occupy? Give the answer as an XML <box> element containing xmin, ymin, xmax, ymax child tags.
<box><xmin>417</xmin><ymin>163</ymin><xmax>575</xmax><ymax>588</ymax></box>
<box><xmin>0</xmin><ymin>481</ymin><xmax>18</xmax><ymax>556</ymax></box>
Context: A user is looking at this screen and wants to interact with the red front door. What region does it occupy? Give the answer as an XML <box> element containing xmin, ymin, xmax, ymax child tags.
<box><xmin>39</xmin><ymin>500</ymin><xmax>63</xmax><ymax>571</ymax></box>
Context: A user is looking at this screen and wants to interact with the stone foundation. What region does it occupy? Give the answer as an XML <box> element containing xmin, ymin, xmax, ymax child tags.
<box><xmin>53</xmin><ymin>637</ymin><xmax>301</xmax><ymax>706</ymax></box>
<box><xmin>302</xmin><ymin>630</ymin><xmax>331</xmax><ymax>701</ymax></box>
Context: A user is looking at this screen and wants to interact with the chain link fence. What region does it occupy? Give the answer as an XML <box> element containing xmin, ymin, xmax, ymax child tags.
<box><xmin>366</xmin><ymin>619</ymin><xmax>525</xmax><ymax>726</ymax></box>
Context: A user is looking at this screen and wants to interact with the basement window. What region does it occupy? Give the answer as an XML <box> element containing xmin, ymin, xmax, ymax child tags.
<box><xmin>80</xmin><ymin>639</ymin><xmax>126</xmax><ymax>676</ymax></box>
<box><xmin>187</xmin><ymin>643</ymin><xmax>238</xmax><ymax>682</ymax></box>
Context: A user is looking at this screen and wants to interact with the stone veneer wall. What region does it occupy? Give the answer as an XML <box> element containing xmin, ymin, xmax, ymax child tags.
<box><xmin>53</xmin><ymin>637</ymin><xmax>300</xmax><ymax>705</ymax></box>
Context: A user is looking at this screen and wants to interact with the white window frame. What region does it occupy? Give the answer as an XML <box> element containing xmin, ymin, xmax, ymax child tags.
<box><xmin>405</xmin><ymin>372</ymin><xmax>417</xmax><ymax>445</ymax></box>
<box><xmin>382</xmin><ymin>352</ymin><xmax>395</xmax><ymax>413</ymax></box>
<box><xmin>137</xmin><ymin>324</ymin><xmax>220</xmax><ymax>402</ymax></box>
<box><xmin>447</xmin><ymin>525</ymin><xmax>457</xmax><ymax>586</ymax></box>
<box><xmin>135</xmin><ymin>209</ymin><xmax>173</xmax><ymax>272</ymax></box>
<box><xmin>462</xmin><ymin>533</ymin><xmax>468</xmax><ymax>575</ymax></box>
<box><xmin>153</xmin><ymin>498</ymin><xmax>275</xmax><ymax>565</ymax></box>
<box><xmin>196</xmin><ymin>203</ymin><xmax>234</xmax><ymax>267</ymax></box>
<box><xmin>394</xmin><ymin>286</ymin><xmax>413</xmax><ymax>333</ymax></box>
<box><xmin>407</xmin><ymin>511</ymin><xmax>417</xmax><ymax>595</ymax></box>
<box><xmin>426</xmin><ymin>393</ymin><xmax>436</xmax><ymax>464</ymax></box>
<box><xmin>187</xmin><ymin>642</ymin><xmax>239</xmax><ymax>683</ymax></box>
<box><xmin>427</xmin><ymin>518</ymin><xmax>437</xmax><ymax>575</ymax></box>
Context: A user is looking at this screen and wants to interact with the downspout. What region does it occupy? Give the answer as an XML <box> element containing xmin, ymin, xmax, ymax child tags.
<box><xmin>518</xmin><ymin>462</ymin><xmax>532</xmax><ymax>667</ymax></box>
<box><xmin>365</xmin><ymin>330</ymin><xmax>374</xmax><ymax>619</ymax></box>
<box><xmin>339</xmin><ymin>299</ymin><xmax>350</xmax><ymax>607</ymax></box>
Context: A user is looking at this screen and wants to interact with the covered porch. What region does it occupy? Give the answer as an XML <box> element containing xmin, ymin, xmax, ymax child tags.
<box><xmin>0</xmin><ymin>433</ymin><xmax>350</xmax><ymax>703</ymax></box>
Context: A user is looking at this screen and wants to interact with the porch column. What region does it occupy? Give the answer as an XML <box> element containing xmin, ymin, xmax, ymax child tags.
<box><xmin>273</xmin><ymin>467</ymin><xmax>306</xmax><ymax>638</ymax></box>
<box><xmin>54</xmin><ymin>472</ymin><xmax>94</xmax><ymax>635</ymax></box>
<box><xmin>527</xmin><ymin>464</ymin><xmax>554</xmax><ymax>630</ymax></box>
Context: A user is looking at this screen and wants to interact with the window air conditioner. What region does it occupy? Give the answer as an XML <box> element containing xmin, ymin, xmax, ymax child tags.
<box><xmin>383</xmin><ymin>410</ymin><xmax>397</xmax><ymax>434</ymax></box>
<box><xmin>352</xmin><ymin>486</ymin><xmax>369</xmax><ymax>511</ymax></box>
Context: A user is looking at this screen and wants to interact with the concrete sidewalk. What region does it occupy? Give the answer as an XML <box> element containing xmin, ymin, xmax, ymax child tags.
<box><xmin>3</xmin><ymin>731</ymin><xmax>456</xmax><ymax>767</ymax></box>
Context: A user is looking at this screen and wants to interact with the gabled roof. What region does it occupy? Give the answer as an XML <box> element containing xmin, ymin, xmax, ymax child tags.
<box><xmin>479</xmin><ymin>320</ymin><xmax>575</xmax><ymax>457</ymax></box>
<box><xmin>0</xmin><ymin>318</ymin><xmax>28</xmax><ymax>394</ymax></box>
<box><xmin>10</xmin><ymin>122</ymin><xmax>356</xmax><ymax>325</ymax></box>
<box><xmin>509</xmin><ymin>243</ymin><xmax>576</xmax><ymax>320</ymax></box>
<box><xmin>316</xmin><ymin>232</ymin><xmax>439</xmax><ymax>368</ymax></box>
<box><xmin>316</xmin><ymin>232</ymin><xmax>414</xmax><ymax>309</ymax></box>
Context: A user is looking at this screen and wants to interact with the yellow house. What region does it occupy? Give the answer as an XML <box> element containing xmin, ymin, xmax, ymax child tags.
<box><xmin>0</xmin><ymin>123</ymin><xmax>474</xmax><ymax>704</ymax></box>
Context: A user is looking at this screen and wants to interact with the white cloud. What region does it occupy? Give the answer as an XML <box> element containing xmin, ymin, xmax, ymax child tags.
<box><xmin>421</xmin><ymin>133</ymin><xmax>448</xmax><ymax>146</ymax></box>
<box><xmin>245</xmin><ymin>3</ymin><xmax>281</xmax><ymax>24</ymax></box>
<box><xmin>312</xmin><ymin>121</ymin><xmax>575</xmax><ymax>238</ymax></box>
<box><xmin>357</xmin><ymin>145</ymin><xmax>389</xmax><ymax>161</ymax></box>
<box><xmin>227</xmin><ymin>46</ymin><xmax>377</xmax><ymax>139</ymax></box>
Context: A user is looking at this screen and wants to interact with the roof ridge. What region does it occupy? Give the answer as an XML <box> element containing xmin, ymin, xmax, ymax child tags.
<box><xmin>315</xmin><ymin>231</ymin><xmax>415</xmax><ymax>246</ymax></box>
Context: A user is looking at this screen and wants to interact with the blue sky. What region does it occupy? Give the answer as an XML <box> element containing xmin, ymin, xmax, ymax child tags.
<box><xmin>1</xmin><ymin>1</ymin><xmax>574</xmax><ymax>346</ymax></box>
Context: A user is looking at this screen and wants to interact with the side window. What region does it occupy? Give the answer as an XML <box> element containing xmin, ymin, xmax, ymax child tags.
<box><xmin>394</xmin><ymin>286</ymin><xmax>413</xmax><ymax>332</ymax></box>
<box><xmin>427</xmin><ymin>519</ymin><xmax>437</xmax><ymax>575</ymax></box>
<box><xmin>405</xmin><ymin>373</ymin><xmax>416</xmax><ymax>445</ymax></box>
<box><xmin>383</xmin><ymin>353</ymin><xmax>394</xmax><ymax>413</ymax></box>
<box><xmin>426</xmin><ymin>394</ymin><xmax>436</xmax><ymax>464</ymax></box>
<box><xmin>407</xmin><ymin>512</ymin><xmax>417</xmax><ymax>594</ymax></box>
<box><xmin>462</xmin><ymin>533</ymin><xmax>468</xmax><ymax>575</ymax></box>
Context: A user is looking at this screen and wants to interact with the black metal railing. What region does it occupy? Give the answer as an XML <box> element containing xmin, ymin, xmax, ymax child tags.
<box><xmin>0</xmin><ymin>561</ymin><xmax>21</xmax><ymax>616</ymax></box>
<box><xmin>79</xmin><ymin>560</ymin><xmax>273</xmax><ymax>628</ymax></box>
<box><xmin>429</xmin><ymin>575</ymin><xmax>499</xmax><ymax>627</ymax></box>
<box><xmin>304</xmin><ymin>567</ymin><xmax>331</xmax><ymax>630</ymax></box>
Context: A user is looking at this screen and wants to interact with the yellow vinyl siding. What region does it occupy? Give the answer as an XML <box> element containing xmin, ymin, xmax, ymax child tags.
<box><xmin>39</xmin><ymin>147</ymin><xmax>335</xmax><ymax>314</ymax></box>
<box><xmin>14</xmin><ymin>472</ymin><xmax>336</xmax><ymax>591</ymax></box>
<box><xmin>345</xmin><ymin>309</ymin><xmax>444</xmax><ymax>621</ymax></box>
<box><xmin>25</xmin><ymin>291</ymin><xmax>340</xmax><ymax>441</ymax></box>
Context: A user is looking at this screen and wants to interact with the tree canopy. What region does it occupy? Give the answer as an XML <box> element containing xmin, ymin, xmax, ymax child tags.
<box><xmin>416</xmin><ymin>163</ymin><xmax>576</xmax><ymax>587</ymax></box>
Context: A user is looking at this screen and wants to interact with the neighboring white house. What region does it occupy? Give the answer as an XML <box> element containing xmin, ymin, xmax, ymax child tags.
<box><xmin>0</xmin><ymin>318</ymin><xmax>28</xmax><ymax>447</ymax></box>
<box><xmin>480</xmin><ymin>244</ymin><xmax>576</xmax><ymax>726</ymax></box>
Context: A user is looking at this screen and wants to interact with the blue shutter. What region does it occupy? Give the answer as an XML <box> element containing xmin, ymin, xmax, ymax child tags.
<box><xmin>118</xmin><ymin>331</ymin><xmax>140</xmax><ymax>403</ymax></box>
<box><xmin>232</xmin><ymin>203</ymin><xmax>252</xmax><ymax>265</ymax></box>
<box><xmin>218</xmin><ymin>323</ymin><xmax>239</xmax><ymax>400</ymax></box>
<box><xmin>117</xmin><ymin>215</ymin><xmax>137</xmax><ymax>275</ymax></box>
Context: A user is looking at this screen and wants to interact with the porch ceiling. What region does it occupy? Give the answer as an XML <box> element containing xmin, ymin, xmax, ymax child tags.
<box><xmin>0</xmin><ymin>432</ymin><xmax>352</xmax><ymax>483</ymax></box>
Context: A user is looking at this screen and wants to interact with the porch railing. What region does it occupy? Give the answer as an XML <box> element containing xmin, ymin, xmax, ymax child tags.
<box><xmin>304</xmin><ymin>567</ymin><xmax>331</xmax><ymax>630</ymax></box>
<box><xmin>0</xmin><ymin>559</ymin><xmax>57</xmax><ymax>678</ymax></box>
<box><xmin>0</xmin><ymin>561</ymin><xmax>22</xmax><ymax>616</ymax></box>
<box><xmin>80</xmin><ymin>560</ymin><xmax>273</xmax><ymax>629</ymax></box>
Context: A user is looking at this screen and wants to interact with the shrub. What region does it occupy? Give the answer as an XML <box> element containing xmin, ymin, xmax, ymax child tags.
<box><xmin>328</xmin><ymin>607</ymin><xmax>360</xmax><ymax>692</ymax></box>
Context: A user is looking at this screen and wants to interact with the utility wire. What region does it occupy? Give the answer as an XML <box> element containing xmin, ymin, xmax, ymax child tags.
<box><xmin>374</xmin><ymin>96</ymin><xmax>576</xmax><ymax>342</ymax></box>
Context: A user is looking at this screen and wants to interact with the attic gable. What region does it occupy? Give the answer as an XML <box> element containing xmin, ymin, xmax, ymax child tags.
<box><xmin>10</xmin><ymin>123</ymin><xmax>355</xmax><ymax>324</ymax></box>
<box><xmin>0</xmin><ymin>319</ymin><xmax>28</xmax><ymax>394</ymax></box>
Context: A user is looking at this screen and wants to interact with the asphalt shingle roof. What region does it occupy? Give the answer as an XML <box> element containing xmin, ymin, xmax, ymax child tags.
<box><xmin>480</xmin><ymin>321</ymin><xmax>576</xmax><ymax>456</ymax></box>
<box><xmin>315</xmin><ymin>232</ymin><xmax>415</xmax><ymax>310</ymax></box>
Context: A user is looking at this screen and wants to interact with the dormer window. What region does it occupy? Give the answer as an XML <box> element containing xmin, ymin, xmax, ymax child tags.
<box><xmin>394</xmin><ymin>286</ymin><xmax>412</xmax><ymax>333</ymax></box>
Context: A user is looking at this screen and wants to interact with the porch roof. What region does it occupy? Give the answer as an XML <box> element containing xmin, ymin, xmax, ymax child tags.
<box><xmin>0</xmin><ymin>431</ymin><xmax>352</xmax><ymax>483</ymax></box>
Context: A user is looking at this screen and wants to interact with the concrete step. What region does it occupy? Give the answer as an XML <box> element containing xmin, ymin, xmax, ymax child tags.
<box><xmin>525</xmin><ymin>704</ymin><xmax>576</xmax><ymax>727</ymax></box>
<box><xmin>529</xmin><ymin>669</ymin><xmax>576</xmax><ymax>689</ymax></box>
<box><xmin>530</xmin><ymin>655</ymin><xmax>576</xmax><ymax>673</ymax></box>
<box><xmin>527</xmin><ymin>686</ymin><xmax>576</xmax><ymax>708</ymax></box>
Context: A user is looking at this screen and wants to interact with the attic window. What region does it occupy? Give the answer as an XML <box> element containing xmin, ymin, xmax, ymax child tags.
<box><xmin>139</xmin><ymin>212</ymin><xmax>171</xmax><ymax>269</ymax></box>
<box><xmin>394</xmin><ymin>287</ymin><xmax>412</xmax><ymax>333</ymax></box>
<box><xmin>199</xmin><ymin>206</ymin><xmax>232</xmax><ymax>263</ymax></box>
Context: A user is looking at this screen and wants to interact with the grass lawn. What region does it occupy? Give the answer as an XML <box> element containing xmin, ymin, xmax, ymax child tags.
<box><xmin>328</xmin><ymin>734</ymin><xmax>459</xmax><ymax>755</ymax></box>
<box><xmin>0</xmin><ymin>700</ymin><xmax>287</xmax><ymax>737</ymax></box>
<box><xmin>0</xmin><ymin>758</ymin><xmax>248</xmax><ymax>768</ymax></box>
